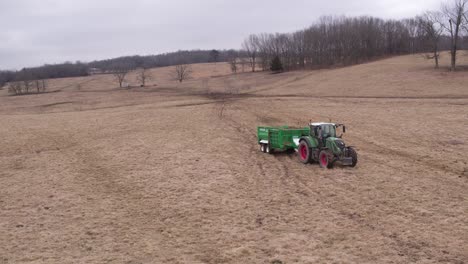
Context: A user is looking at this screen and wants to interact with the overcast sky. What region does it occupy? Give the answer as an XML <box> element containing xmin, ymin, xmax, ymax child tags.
<box><xmin>0</xmin><ymin>0</ymin><xmax>443</xmax><ymax>70</ymax></box>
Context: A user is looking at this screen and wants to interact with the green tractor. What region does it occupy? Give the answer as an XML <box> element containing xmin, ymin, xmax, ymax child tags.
<box><xmin>257</xmin><ymin>123</ymin><xmax>358</xmax><ymax>169</ymax></box>
<box><xmin>297</xmin><ymin>123</ymin><xmax>357</xmax><ymax>168</ymax></box>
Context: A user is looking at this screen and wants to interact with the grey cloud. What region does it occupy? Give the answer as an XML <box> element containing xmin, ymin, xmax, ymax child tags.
<box><xmin>0</xmin><ymin>0</ymin><xmax>442</xmax><ymax>69</ymax></box>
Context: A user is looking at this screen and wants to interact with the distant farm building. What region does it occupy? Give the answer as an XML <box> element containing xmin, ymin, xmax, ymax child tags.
<box><xmin>88</xmin><ymin>68</ymin><xmax>103</xmax><ymax>75</ymax></box>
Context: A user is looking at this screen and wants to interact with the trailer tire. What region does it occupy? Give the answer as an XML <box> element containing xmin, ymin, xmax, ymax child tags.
<box><xmin>298</xmin><ymin>141</ymin><xmax>311</xmax><ymax>164</ymax></box>
<box><xmin>348</xmin><ymin>147</ymin><xmax>358</xmax><ymax>167</ymax></box>
<box><xmin>319</xmin><ymin>150</ymin><xmax>334</xmax><ymax>169</ymax></box>
<box><xmin>266</xmin><ymin>144</ymin><xmax>273</xmax><ymax>154</ymax></box>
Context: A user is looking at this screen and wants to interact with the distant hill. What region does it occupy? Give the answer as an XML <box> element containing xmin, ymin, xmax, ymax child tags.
<box><xmin>0</xmin><ymin>49</ymin><xmax>240</xmax><ymax>88</ymax></box>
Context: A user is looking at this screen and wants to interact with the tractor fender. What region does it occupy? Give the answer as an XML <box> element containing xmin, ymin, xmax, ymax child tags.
<box><xmin>299</xmin><ymin>136</ymin><xmax>318</xmax><ymax>148</ymax></box>
<box><xmin>299</xmin><ymin>136</ymin><xmax>314</xmax><ymax>148</ymax></box>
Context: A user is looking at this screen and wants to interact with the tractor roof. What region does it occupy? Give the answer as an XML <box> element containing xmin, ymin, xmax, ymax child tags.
<box><xmin>310</xmin><ymin>122</ymin><xmax>336</xmax><ymax>126</ymax></box>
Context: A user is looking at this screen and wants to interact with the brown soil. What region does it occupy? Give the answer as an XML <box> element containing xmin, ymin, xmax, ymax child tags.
<box><xmin>0</xmin><ymin>57</ymin><xmax>467</xmax><ymax>263</ymax></box>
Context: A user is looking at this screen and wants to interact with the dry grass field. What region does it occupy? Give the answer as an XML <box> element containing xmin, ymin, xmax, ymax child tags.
<box><xmin>0</xmin><ymin>54</ymin><xmax>467</xmax><ymax>264</ymax></box>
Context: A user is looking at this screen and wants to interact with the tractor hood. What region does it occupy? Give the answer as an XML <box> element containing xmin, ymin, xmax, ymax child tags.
<box><xmin>326</xmin><ymin>137</ymin><xmax>345</xmax><ymax>154</ymax></box>
<box><xmin>327</xmin><ymin>137</ymin><xmax>345</xmax><ymax>145</ymax></box>
<box><xmin>326</xmin><ymin>137</ymin><xmax>342</xmax><ymax>143</ymax></box>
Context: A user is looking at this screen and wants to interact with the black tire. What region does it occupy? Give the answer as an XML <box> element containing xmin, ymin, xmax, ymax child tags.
<box><xmin>298</xmin><ymin>141</ymin><xmax>312</xmax><ymax>164</ymax></box>
<box><xmin>319</xmin><ymin>150</ymin><xmax>334</xmax><ymax>169</ymax></box>
<box><xmin>348</xmin><ymin>147</ymin><xmax>358</xmax><ymax>167</ymax></box>
<box><xmin>285</xmin><ymin>148</ymin><xmax>296</xmax><ymax>154</ymax></box>
<box><xmin>260</xmin><ymin>144</ymin><xmax>266</xmax><ymax>153</ymax></box>
<box><xmin>266</xmin><ymin>144</ymin><xmax>274</xmax><ymax>154</ymax></box>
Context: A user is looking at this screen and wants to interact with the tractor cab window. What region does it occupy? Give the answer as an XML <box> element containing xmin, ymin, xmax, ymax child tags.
<box><xmin>311</xmin><ymin>126</ymin><xmax>319</xmax><ymax>137</ymax></box>
<box><xmin>321</xmin><ymin>125</ymin><xmax>336</xmax><ymax>138</ymax></box>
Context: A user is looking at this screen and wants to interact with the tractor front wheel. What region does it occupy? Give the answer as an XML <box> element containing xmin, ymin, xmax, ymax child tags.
<box><xmin>348</xmin><ymin>147</ymin><xmax>358</xmax><ymax>167</ymax></box>
<box><xmin>319</xmin><ymin>150</ymin><xmax>334</xmax><ymax>169</ymax></box>
<box><xmin>298</xmin><ymin>141</ymin><xmax>311</xmax><ymax>164</ymax></box>
<box><xmin>260</xmin><ymin>144</ymin><xmax>266</xmax><ymax>153</ymax></box>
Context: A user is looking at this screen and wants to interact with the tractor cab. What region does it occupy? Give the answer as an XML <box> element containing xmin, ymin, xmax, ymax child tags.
<box><xmin>310</xmin><ymin>123</ymin><xmax>346</xmax><ymax>147</ymax></box>
<box><xmin>310</xmin><ymin>122</ymin><xmax>345</xmax><ymax>138</ymax></box>
<box><xmin>310</xmin><ymin>123</ymin><xmax>336</xmax><ymax>138</ymax></box>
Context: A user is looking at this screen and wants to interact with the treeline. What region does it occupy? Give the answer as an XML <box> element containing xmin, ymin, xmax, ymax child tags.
<box><xmin>88</xmin><ymin>50</ymin><xmax>233</xmax><ymax>71</ymax></box>
<box><xmin>0</xmin><ymin>71</ymin><xmax>15</xmax><ymax>88</ymax></box>
<box><xmin>240</xmin><ymin>0</ymin><xmax>468</xmax><ymax>72</ymax></box>
<box><xmin>0</xmin><ymin>49</ymin><xmax>232</xmax><ymax>89</ymax></box>
<box><xmin>8</xmin><ymin>79</ymin><xmax>47</xmax><ymax>95</ymax></box>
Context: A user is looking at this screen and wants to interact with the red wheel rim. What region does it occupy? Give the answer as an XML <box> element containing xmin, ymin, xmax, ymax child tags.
<box><xmin>300</xmin><ymin>145</ymin><xmax>307</xmax><ymax>160</ymax></box>
<box><xmin>320</xmin><ymin>153</ymin><xmax>327</xmax><ymax>166</ymax></box>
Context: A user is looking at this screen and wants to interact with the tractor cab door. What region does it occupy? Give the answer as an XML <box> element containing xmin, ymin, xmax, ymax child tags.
<box><xmin>310</xmin><ymin>125</ymin><xmax>324</xmax><ymax>148</ymax></box>
<box><xmin>318</xmin><ymin>125</ymin><xmax>337</xmax><ymax>147</ymax></box>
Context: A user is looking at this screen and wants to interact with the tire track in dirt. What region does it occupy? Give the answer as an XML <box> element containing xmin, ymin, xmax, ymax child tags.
<box><xmin>250</xmin><ymin>96</ymin><xmax>463</xmax><ymax>178</ymax></box>
<box><xmin>273</xmin><ymin>155</ymin><xmax>447</xmax><ymax>262</ymax></box>
<box><xmin>0</xmin><ymin>103</ymin><xmax>151</xmax><ymax>116</ymax></box>
<box><xmin>42</xmin><ymin>131</ymin><xmax>197</xmax><ymax>263</ymax></box>
<box><xmin>352</xmin><ymin>136</ymin><xmax>464</xmax><ymax>176</ymax></box>
<box><xmin>0</xmin><ymin>96</ymin><xmax>189</xmax><ymax>116</ymax></box>
<box><xmin>269</xmin><ymin>102</ymin><xmax>468</xmax><ymax>261</ymax></box>
<box><xmin>222</xmin><ymin>115</ymin><xmax>400</xmax><ymax>257</ymax></box>
<box><xmin>217</xmin><ymin>113</ymin><xmax>414</xmax><ymax>260</ymax></box>
<box><xmin>267</xmin><ymin>104</ymin><xmax>467</xmax><ymax>262</ymax></box>
<box><xmin>272</xmin><ymin>154</ymin><xmax>464</xmax><ymax>263</ymax></box>
<box><xmin>220</xmin><ymin>98</ymin><xmax>467</xmax><ymax>262</ymax></box>
<box><xmin>213</xmin><ymin>114</ymin><xmax>319</xmax><ymax>261</ymax></box>
<box><xmin>127</xmin><ymin>84</ymin><xmax>468</xmax><ymax>101</ymax></box>
<box><xmin>56</xmin><ymin>76</ymin><xmax>101</xmax><ymax>91</ymax></box>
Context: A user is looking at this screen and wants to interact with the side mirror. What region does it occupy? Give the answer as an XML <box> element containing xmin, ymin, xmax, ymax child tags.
<box><xmin>343</xmin><ymin>126</ymin><xmax>346</xmax><ymax>133</ymax></box>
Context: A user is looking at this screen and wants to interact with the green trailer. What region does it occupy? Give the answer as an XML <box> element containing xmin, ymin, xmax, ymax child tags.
<box><xmin>257</xmin><ymin>123</ymin><xmax>358</xmax><ymax>169</ymax></box>
<box><xmin>257</xmin><ymin>126</ymin><xmax>309</xmax><ymax>153</ymax></box>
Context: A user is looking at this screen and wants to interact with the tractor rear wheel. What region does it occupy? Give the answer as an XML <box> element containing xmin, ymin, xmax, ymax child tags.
<box><xmin>319</xmin><ymin>150</ymin><xmax>334</xmax><ymax>169</ymax></box>
<box><xmin>348</xmin><ymin>147</ymin><xmax>358</xmax><ymax>167</ymax></box>
<box><xmin>298</xmin><ymin>141</ymin><xmax>311</xmax><ymax>164</ymax></box>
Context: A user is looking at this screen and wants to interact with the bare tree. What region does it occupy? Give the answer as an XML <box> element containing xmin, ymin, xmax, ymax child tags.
<box><xmin>239</xmin><ymin>58</ymin><xmax>248</xmax><ymax>72</ymax></box>
<box><xmin>22</xmin><ymin>79</ymin><xmax>33</xmax><ymax>94</ymax></box>
<box><xmin>174</xmin><ymin>64</ymin><xmax>192</xmax><ymax>83</ymax></box>
<box><xmin>403</xmin><ymin>18</ymin><xmax>425</xmax><ymax>54</ymax></box>
<box><xmin>137</xmin><ymin>68</ymin><xmax>151</xmax><ymax>87</ymax></box>
<box><xmin>242</xmin><ymin>35</ymin><xmax>258</xmax><ymax>72</ymax></box>
<box><xmin>217</xmin><ymin>79</ymin><xmax>239</xmax><ymax>119</ymax></box>
<box><xmin>291</xmin><ymin>30</ymin><xmax>306</xmax><ymax>69</ymax></box>
<box><xmin>13</xmin><ymin>70</ymin><xmax>34</xmax><ymax>94</ymax></box>
<box><xmin>226</xmin><ymin>50</ymin><xmax>238</xmax><ymax>74</ymax></box>
<box><xmin>420</xmin><ymin>13</ymin><xmax>444</xmax><ymax>68</ymax></box>
<box><xmin>8</xmin><ymin>82</ymin><xmax>23</xmax><ymax>95</ymax></box>
<box><xmin>210</xmin><ymin>49</ymin><xmax>220</xmax><ymax>63</ymax></box>
<box><xmin>228</xmin><ymin>58</ymin><xmax>238</xmax><ymax>74</ymax></box>
<box><xmin>34</xmin><ymin>79</ymin><xmax>47</xmax><ymax>93</ymax></box>
<box><xmin>8</xmin><ymin>79</ymin><xmax>48</xmax><ymax>95</ymax></box>
<box><xmin>42</xmin><ymin>79</ymin><xmax>47</xmax><ymax>92</ymax></box>
<box><xmin>439</xmin><ymin>0</ymin><xmax>468</xmax><ymax>71</ymax></box>
<box><xmin>113</xmin><ymin>68</ymin><xmax>130</xmax><ymax>88</ymax></box>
